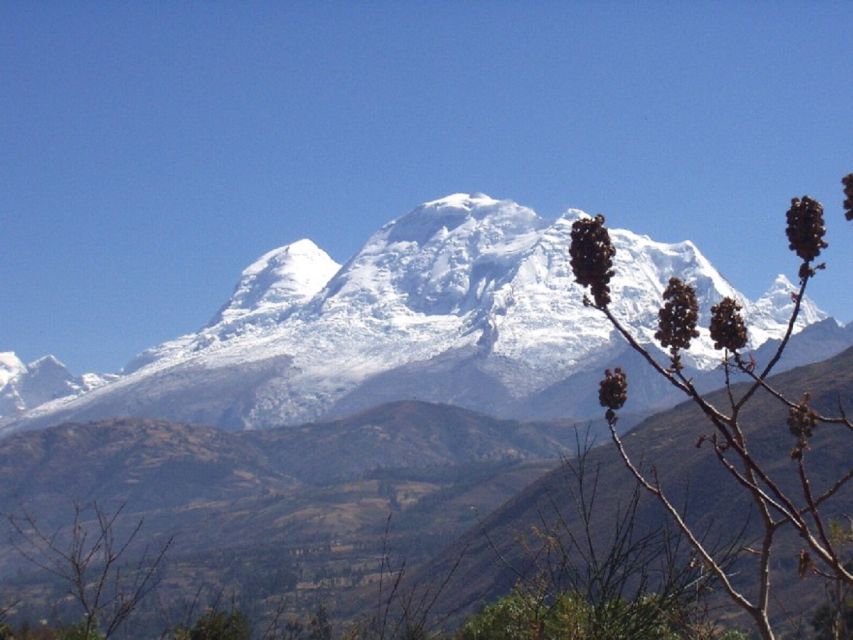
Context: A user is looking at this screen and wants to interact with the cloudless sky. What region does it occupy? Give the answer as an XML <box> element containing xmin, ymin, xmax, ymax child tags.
<box><xmin>1</xmin><ymin>1</ymin><xmax>851</xmax><ymax>374</ymax></box>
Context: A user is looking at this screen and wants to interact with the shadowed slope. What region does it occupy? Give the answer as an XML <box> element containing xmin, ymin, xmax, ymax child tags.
<box><xmin>409</xmin><ymin>347</ymin><xmax>853</xmax><ymax>627</ymax></box>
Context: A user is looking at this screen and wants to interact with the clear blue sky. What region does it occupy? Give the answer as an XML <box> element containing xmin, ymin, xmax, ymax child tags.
<box><xmin>2</xmin><ymin>2</ymin><xmax>851</xmax><ymax>374</ymax></box>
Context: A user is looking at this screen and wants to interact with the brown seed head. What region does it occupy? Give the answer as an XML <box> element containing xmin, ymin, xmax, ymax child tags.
<box><xmin>798</xmin><ymin>549</ymin><xmax>814</xmax><ymax>579</ymax></box>
<box><xmin>709</xmin><ymin>297</ymin><xmax>748</xmax><ymax>352</ymax></box>
<box><xmin>788</xmin><ymin>396</ymin><xmax>818</xmax><ymax>460</ymax></box>
<box><xmin>843</xmin><ymin>173</ymin><xmax>853</xmax><ymax>221</ymax></box>
<box><xmin>655</xmin><ymin>278</ymin><xmax>700</xmax><ymax>356</ymax></box>
<box><xmin>599</xmin><ymin>367</ymin><xmax>628</xmax><ymax>411</ymax></box>
<box><xmin>570</xmin><ymin>215</ymin><xmax>616</xmax><ymax>308</ymax></box>
<box><xmin>786</xmin><ymin>196</ymin><xmax>827</xmax><ymax>262</ymax></box>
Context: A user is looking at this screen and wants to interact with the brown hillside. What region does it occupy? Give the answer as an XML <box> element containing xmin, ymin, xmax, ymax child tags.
<box><xmin>410</xmin><ymin>346</ymin><xmax>853</xmax><ymax>628</ymax></box>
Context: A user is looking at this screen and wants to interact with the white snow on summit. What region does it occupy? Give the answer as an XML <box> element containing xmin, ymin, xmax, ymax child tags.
<box><xmin>746</xmin><ymin>274</ymin><xmax>828</xmax><ymax>346</ymax></box>
<box><xmin>212</xmin><ymin>238</ymin><xmax>340</xmax><ymax>325</ymax></box>
<box><xmin>0</xmin><ymin>353</ymin><xmax>111</xmax><ymax>419</ymax></box>
<box><xmin>122</xmin><ymin>239</ymin><xmax>341</xmax><ymax>375</ymax></box>
<box><xmin>116</xmin><ymin>194</ymin><xmax>827</xmax><ymax>421</ymax></box>
<box><xmin>478</xmin><ymin>216</ymin><xmax>746</xmax><ymax>378</ymax></box>
<box><xmin>2</xmin><ymin>193</ymin><xmax>837</xmax><ymax>431</ymax></box>
<box><xmin>322</xmin><ymin>194</ymin><xmax>547</xmax><ymax>315</ymax></box>
<box><xmin>0</xmin><ymin>352</ymin><xmax>26</xmax><ymax>387</ymax></box>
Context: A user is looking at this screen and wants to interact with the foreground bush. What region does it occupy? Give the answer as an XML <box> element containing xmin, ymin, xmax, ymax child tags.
<box><xmin>456</xmin><ymin>587</ymin><xmax>753</xmax><ymax>640</ymax></box>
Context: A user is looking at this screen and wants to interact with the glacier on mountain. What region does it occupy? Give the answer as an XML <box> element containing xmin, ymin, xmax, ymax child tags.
<box><xmin>0</xmin><ymin>194</ymin><xmax>836</xmax><ymax>433</ymax></box>
<box><xmin>0</xmin><ymin>353</ymin><xmax>117</xmax><ymax>417</ymax></box>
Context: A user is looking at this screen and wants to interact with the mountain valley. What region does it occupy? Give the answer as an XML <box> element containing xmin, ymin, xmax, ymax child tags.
<box><xmin>0</xmin><ymin>402</ymin><xmax>582</xmax><ymax>631</ymax></box>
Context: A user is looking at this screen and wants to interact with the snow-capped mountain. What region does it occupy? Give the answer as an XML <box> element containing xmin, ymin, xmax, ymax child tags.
<box><xmin>1</xmin><ymin>194</ymin><xmax>837</xmax><ymax>434</ymax></box>
<box><xmin>0</xmin><ymin>353</ymin><xmax>26</xmax><ymax>388</ymax></box>
<box><xmin>0</xmin><ymin>353</ymin><xmax>116</xmax><ymax>417</ymax></box>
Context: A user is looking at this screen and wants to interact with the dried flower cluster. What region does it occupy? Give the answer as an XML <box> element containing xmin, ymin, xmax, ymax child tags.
<box><xmin>785</xmin><ymin>196</ymin><xmax>827</xmax><ymax>262</ymax></box>
<box><xmin>798</xmin><ymin>549</ymin><xmax>815</xmax><ymax>579</ymax></box>
<box><xmin>655</xmin><ymin>278</ymin><xmax>700</xmax><ymax>356</ymax></box>
<box><xmin>788</xmin><ymin>394</ymin><xmax>818</xmax><ymax>459</ymax></box>
<box><xmin>709</xmin><ymin>297</ymin><xmax>748</xmax><ymax>352</ymax></box>
<box><xmin>599</xmin><ymin>368</ymin><xmax>628</xmax><ymax>419</ymax></box>
<box><xmin>573</xmin><ymin>175</ymin><xmax>852</xmax><ymax>640</ymax></box>
<box><xmin>570</xmin><ymin>215</ymin><xmax>615</xmax><ymax>308</ymax></box>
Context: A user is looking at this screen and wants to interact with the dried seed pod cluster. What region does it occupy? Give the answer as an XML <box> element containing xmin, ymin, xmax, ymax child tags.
<box><xmin>788</xmin><ymin>394</ymin><xmax>818</xmax><ymax>459</ymax></box>
<box><xmin>798</xmin><ymin>549</ymin><xmax>815</xmax><ymax>579</ymax></box>
<box><xmin>843</xmin><ymin>173</ymin><xmax>853</xmax><ymax>221</ymax></box>
<box><xmin>570</xmin><ymin>215</ymin><xmax>616</xmax><ymax>308</ymax></box>
<box><xmin>709</xmin><ymin>297</ymin><xmax>748</xmax><ymax>352</ymax></box>
<box><xmin>785</xmin><ymin>196</ymin><xmax>827</xmax><ymax>262</ymax></box>
<box><xmin>599</xmin><ymin>368</ymin><xmax>628</xmax><ymax>412</ymax></box>
<box><xmin>655</xmin><ymin>278</ymin><xmax>700</xmax><ymax>356</ymax></box>
<box><xmin>788</xmin><ymin>400</ymin><xmax>817</xmax><ymax>440</ymax></box>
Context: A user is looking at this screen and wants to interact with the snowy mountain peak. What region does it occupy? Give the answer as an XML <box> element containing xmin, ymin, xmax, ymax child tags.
<box><xmin>210</xmin><ymin>239</ymin><xmax>340</xmax><ymax>326</ymax></box>
<box><xmin>379</xmin><ymin>193</ymin><xmax>545</xmax><ymax>248</ymax></box>
<box><xmin>766</xmin><ymin>273</ymin><xmax>796</xmax><ymax>294</ymax></box>
<box><xmin>0</xmin><ymin>352</ymin><xmax>97</xmax><ymax>418</ymax></box>
<box><xmin>608</xmin><ymin>229</ymin><xmax>740</xmax><ymax>306</ymax></box>
<box><xmin>322</xmin><ymin>195</ymin><xmax>548</xmax><ymax>316</ymax></box>
<box><xmin>28</xmin><ymin>354</ymin><xmax>67</xmax><ymax>371</ymax></box>
<box><xmin>558</xmin><ymin>208</ymin><xmax>593</xmax><ymax>222</ymax></box>
<box><xmin>422</xmin><ymin>192</ymin><xmax>500</xmax><ymax>209</ymax></box>
<box><xmin>755</xmin><ymin>274</ymin><xmax>824</xmax><ymax>318</ymax></box>
<box><xmin>2</xmin><ymin>194</ymin><xmax>841</xmax><ymax>433</ymax></box>
<box><xmin>746</xmin><ymin>274</ymin><xmax>827</xmax><ymax>344</ymax></box>
<box><xmin>0</xmin><ymin>353</ymin><xmax>26</xmax><ymax>387</ymax></box>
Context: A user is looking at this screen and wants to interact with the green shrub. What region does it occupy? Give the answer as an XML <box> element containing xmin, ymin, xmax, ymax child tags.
<box><xmin>456</xmin><ymin>588</ymin><xmax>682</xmax><ymax>640</ymax></box>
<box><xmin>59</xmin><ymin>623</ymin><xmax>104</xmax><ymax>640</ymax></box>
<box><xmin>173</xmin><ymin>607</ymin><xmax>251</xmax><ymax>640</ymax></box>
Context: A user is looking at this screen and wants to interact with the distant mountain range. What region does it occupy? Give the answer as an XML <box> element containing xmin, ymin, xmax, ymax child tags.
<box><xmin>0</xmin><ymin>401</ymin><xmax>578</xmax><ymax>630</ymax></box>
<box><xmin>0</xmin><ymin>401</ymin><xmax>581</xmax><ymax>517</ymax></box>
<box><xmin>0</xmin><ymin>352</ymin><xmax>116</xmax><ymax>417</ymax></box>
<box><xmin>2</xmin><ymin>193</ymin><xmax>848</xmax><ymax>434</ymax></box>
